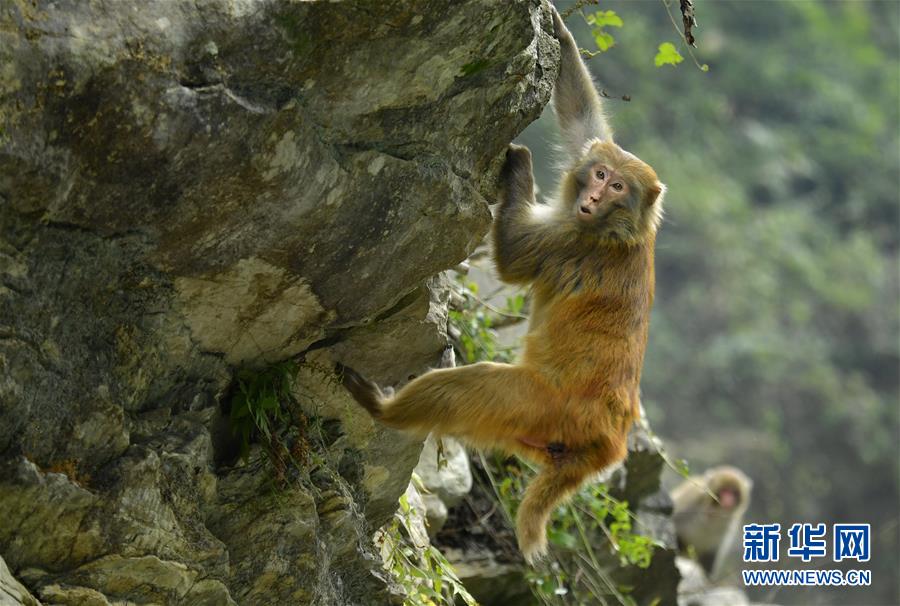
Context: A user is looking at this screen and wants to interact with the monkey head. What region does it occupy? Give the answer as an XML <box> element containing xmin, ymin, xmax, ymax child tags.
<box><xmin>672</xmin><ymin>465</ymin><xmax>753</xmax><ymax>577</ymax></box>
<box><xmin>562</xmin><ymin>140</ymin><xmax>665</xmax><ymax>244</ymax></box>
<box><xmin>705</xmin><ymin>465</ymin><xmax>752</xmax><ymax>513</ymax></box>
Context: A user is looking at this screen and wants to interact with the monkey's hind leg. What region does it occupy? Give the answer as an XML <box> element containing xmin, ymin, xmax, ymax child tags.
<box><xmin>361</xmin><ymin>362</ymin><xmax>552</xmax><ymax>446</ymax></box>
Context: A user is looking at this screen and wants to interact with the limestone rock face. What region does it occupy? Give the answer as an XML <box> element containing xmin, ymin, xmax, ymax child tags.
<box><xmin>414</xmin><ymin>436</ymin><xmax>473</xmax><ymax>533</ymax></box>
<box><xmin>0</xmin><ymin>0</ymin><xmax>556</xmax><ymax>604</ymax></box>
<box><xmin>0</xmin><ymin>555</ymin><xmax>39</xmax><ymax>606</ymax></box>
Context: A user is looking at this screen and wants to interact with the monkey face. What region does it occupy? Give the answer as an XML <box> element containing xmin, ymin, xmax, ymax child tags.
<box><xmin>576</xmin><ymin>162</ymin><xmax>632</xmax><ymax>223</ymax></box>
<box><xmin>706</xmin><ymin>466</ymin><xmax>753</xmax><ymax>512</ymax></box>
<box><xmin>568</xmin><ymin>141</ymin><xmax>664</xmax><ymax>242</ymax></box>
<box><xmin>715</xmin><ymin>485</ymin><xmax>741</xmax><ymax>510</ymax></box>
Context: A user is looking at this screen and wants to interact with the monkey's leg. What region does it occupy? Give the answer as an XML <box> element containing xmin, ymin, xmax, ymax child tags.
<box><xmin>517</xmin><ymin>463</ymin><xmax>589</xmax><ymax>562</ymax></box>
<box><xmin>519</xmin><ymin>432</ymin><xmax>631</xmax><ymax>562</ymax></box>
<box><xmin>377</xmin><ymin>362</ymin><xmax>553</xmax><ymax>448</ymax></box>
<box><xmin>493</xmin><ymin>145</ymin><xmax>551</xmax><ymax>284</ymax></box>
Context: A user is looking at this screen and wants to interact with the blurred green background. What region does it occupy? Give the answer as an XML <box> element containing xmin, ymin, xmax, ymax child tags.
<box><xmin>517</xmin><ymin>2</ymin><xmax>899</xmax><ymax>604</ymax></box>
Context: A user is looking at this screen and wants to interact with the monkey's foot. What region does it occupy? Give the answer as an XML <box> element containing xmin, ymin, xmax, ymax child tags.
<box><xmin>335</xmin><ymin>363</ymin><xmax>383</xmax><ymax>419</ymax></box>
<box><xmin>438</xmin><ymin>345</ymin><xmax>456</xmax><ymax>369</ymax></box>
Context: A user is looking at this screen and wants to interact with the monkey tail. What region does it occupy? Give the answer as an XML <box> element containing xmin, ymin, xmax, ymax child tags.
<box><xmin>516</xmin><ymin>463</ymin><xmax>591</xmax><ymax>564</ymax></box>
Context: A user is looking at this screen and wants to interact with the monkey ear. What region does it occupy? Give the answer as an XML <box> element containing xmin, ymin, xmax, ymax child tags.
<box><xmin>645</xmin><ymin>182</ymin><xmax>665</xmax><ymax>206</ymax></box>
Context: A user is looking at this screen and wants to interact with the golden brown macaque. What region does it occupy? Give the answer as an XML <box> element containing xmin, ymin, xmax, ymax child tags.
<box><xmin>671</xmin><ymin>466</ymin><xmax>753</xmax><ymax>577</ymax></box>
<box><xmin>338</xmin><ymin>7</ymin><xmax>665</xmax><ymax>563</ymax></box>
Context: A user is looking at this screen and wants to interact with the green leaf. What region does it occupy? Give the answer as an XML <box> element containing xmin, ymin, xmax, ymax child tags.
<box><xmin>654</xmin><ymin>42</ymin><xmax>684</xmax><ymax>67</ymax></box>
<box><xmin>260</xmin><ymin>394</ymin><xmax>278</xmax><ymax>412</ymax></box>
<box><xmin>588</xmin><ymin>10</ymin><xmax>623</xmax><ymax>28</ymax></box>
<box><xmin>593</xmin><ymin>30</ymin><xmax>615</xmax><ymax>52</ymax></box>
<box><xmin>507</xmin><ymin>294</ymin><xmax>525</xmax><ymax>314</ymax></box>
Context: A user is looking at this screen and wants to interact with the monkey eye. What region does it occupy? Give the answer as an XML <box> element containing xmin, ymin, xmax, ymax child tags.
<box><xmin>595</xmin><ymin>170</ymin><xmax>605</xmax><ymax>180</ymax></box>
<box><xmin>612</xmin><ymin>182</ymin><xmax>624</xmax><ymax>192</ymax></box>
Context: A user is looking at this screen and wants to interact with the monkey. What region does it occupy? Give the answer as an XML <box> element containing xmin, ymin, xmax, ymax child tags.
<box><xmin>671</xmin><ymin>466</ymin><xmax>753</xmax><ymax>578</ymax></box>
<box><xmin>338</xmin><ymin>7</ymin><xmax>665</xmax><ymax>563</ymax></box>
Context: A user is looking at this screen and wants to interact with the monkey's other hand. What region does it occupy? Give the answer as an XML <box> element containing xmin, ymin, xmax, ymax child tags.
<box><xmin>500</xmin><ymin>144</ymin><xmax>533</xmax><ymax>184</ymax></box>
<box><xmin>498</xmin><ymin>144</ymin><xmax>535</xmax><ymax>209</ymax></box>
<box><xmin>335</xmin><ymin>363</ymin><xmax>384</xmax><ymax>419</ymax></box>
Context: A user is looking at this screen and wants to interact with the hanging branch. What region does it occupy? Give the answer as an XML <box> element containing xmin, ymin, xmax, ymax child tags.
<box><xmin>662</xmin><ymin>0</ymin><xmax>708</xmax><ymax>71</ymax></box>
<box><xmin>561</xmin><ymin>0</ymin><xmax>599</xmax><ymax>20</ymax></box>
<box><xmin>680</xmin><ymin>0</ymin><xmax>698</xmax><ymax>47</ymax></box>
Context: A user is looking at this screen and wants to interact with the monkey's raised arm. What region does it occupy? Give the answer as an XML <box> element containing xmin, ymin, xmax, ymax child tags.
<box><xmin>551</xmin><ymin>8</ymin><xmax>613</xmax><ymax>157</ymax></box>
<box><xmin>492</xmin><ymin>144</ymin><xmax>552</xmax><ymax>284</ymax></box>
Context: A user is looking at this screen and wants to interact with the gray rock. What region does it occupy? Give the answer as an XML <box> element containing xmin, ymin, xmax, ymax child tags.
<box><xmin>676</xmin><ymin>556</ymin><xmax>769</xmax><ymax>606</ymax></box>
<box><xmin>414</xmin><ymin>435</ymin><xmax>473</xmax><ymax>533</ymax></box>
<box><xmin>676</xmin><ymin>556</ymin><xmax>709</xmax><ymax>597</ymax></box>
<box><xmin>420</xmin><ymin>492</ymin><xmax>450</xmax><ymax>534</ymax></box>
<box><xmin>0</xmin><ymin>0</ymin><xmax>556</xmax><ymax>603</ymax></box>
<box><xmin>0</xmin><ymin>555</ymin><xmax>39</xmax><ymax>606</ymax></box>
<box><xmin>415</xmin><ymin>436</ymin><xmax>473</xmax><ymax>509</ymax></box>
<box><xmin>447</xmin><ymin>548</ymin><xmax>537</xmax><ymax>606</ymax></box>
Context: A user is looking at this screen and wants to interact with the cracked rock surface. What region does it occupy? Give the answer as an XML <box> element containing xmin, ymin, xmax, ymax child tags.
<box><xmin>0</xmin><ymin>0</ymin><xmax>556</xmax><ymax>603</ymax></box>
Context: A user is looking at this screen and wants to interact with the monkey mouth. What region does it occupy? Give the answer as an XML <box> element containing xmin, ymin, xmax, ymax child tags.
<box><xmin>578</xmin><ymin>205</ymin><xmax>593</xmax><ymax>219</ymax></box>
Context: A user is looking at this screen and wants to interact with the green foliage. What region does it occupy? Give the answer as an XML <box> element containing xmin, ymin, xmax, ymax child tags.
<box><xmin>653</xmin><ymin>42</ymin><xmax>683</xmax><ymax>68</ymax></box>
<box><xmin>566</xmin><ymin>3</ymin><xmax>702</xmax><ymax>68</ymax></box>
<box><xmin>508</xmin><ymin>294</ymin><xmax>526</xmax><ymax>314</ymax></box>
<box><xmin>603</xmin><ymin>497</ymin><xmax>656</xmax><ymax>569</ymax></box>
<box><xmin>448</xmin><ymin>305</ymin><xmax>497</xmax><ymax>363</ymax></box>
<box><xmin>586</xmin><ymin>10</ymin><xmax>623</xmax><ymax>52</ymax></box>
<box><xmin>589</xmin><ymin>9</ymin><xmax>624</xmax><ymax>28</ymax></box>
<box><xmin>229</xmin><ymin>361</ymin><xmax>297</xmax><ymax>462</ymax></box>
<box><xmin>448</xmin><ymin>277</ymin><xmax>521</xmax><ymax>364</ymax></box>
<box><xmin>378</xmin><ymin>487</ymin><xmax>478</xmax><ymax>606</ymax></box>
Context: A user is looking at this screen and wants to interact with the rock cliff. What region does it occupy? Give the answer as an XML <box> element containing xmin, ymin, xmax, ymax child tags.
<box><xmin>0</xmin><ymin>1</ymin><xmax>555</xmax><ymax>603</ymax></box>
